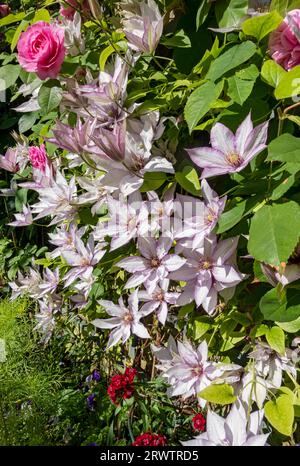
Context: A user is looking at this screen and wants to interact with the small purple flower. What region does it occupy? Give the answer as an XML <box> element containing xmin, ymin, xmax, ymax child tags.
<box><xmin>87</xmin><ymin>393</ymin><xmax>96</xmax><ymax>410</ymax></box>
<box><xmin>92</xmin><ymin>370</ymin><xmax>101</xmax><ymax>382</ymax></box>
<box><xmin>187</xmin><ymin>113</ymin><xmax>269</xmax><ymax>179</ymax></box>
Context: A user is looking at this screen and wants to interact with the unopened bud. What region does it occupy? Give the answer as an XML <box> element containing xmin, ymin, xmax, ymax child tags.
<box><xmin>87</xmin><ymin>0</ymin><xmax>102</xmax><ymax>20</ymax></box>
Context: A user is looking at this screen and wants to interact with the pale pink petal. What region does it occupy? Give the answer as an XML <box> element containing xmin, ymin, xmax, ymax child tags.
<box><xmin>210</xmin><ymin>122</ymin><xmax>235</xmax><ymax>155</ymax></box>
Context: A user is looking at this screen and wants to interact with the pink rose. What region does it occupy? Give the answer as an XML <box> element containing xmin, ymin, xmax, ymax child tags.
<box><xmin>0</xmin><ymin>4</ymin><xmax>10</xmax><ymax>18</ymax></box>
<box><xmin>269</xmin><ymin>9</ymin><xmax>300</xmax><ymax>70</ymax></box>
<box><xmin>28</xmin><ymin>144</ymin><xmax>48</xmax><ymax>172</ymax></box>
<box><xmin>17</xmin><ymin>22</ymin><xmax>66</xmax><ymax>80</ymax></box>
<box><xmin>60</xmin><ymin>0</ymin><xmax>90</xmax><ymax>20</ymax></box>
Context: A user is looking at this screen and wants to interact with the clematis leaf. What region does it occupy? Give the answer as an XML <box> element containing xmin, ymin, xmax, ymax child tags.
<box><xmin>265</xmin><ymin>395</ymin><xmax>294</xmax><ymax>436</ymax></box>
<box><xmin>261</xmin><ymin>60</ymin><xmax>287</xmax><ymax>88</ymax></box>
<box><xmin>206</xmin><ymin>41</ymin><xmax>257</xmax><ymax>82</ymax></box>
<box><xmin>175</xmin><ymin>165</ymin><xmax>201</xmax><ymax>196</ymax></box>
<box><xmin>266</xmin><ymin>326</ymin><xmax>285</xmax><ymax>355</ymax></box>
<box><xmin>248</xmin><ymin>202</ymin><xmax>300</xmax><ymax>266</ymax></box>
<box><xmin>268</xmin><ymin>133</ymin><xmax>300</xmax><ymax>163</ymax></box>
<box><xmin>242</xmin><ymin>11</ymin><xmax>283</xmax><ymax>42</ymax></box>
<box><xmin>184</xmin><ymin>80</ymin><xmax>223</xmax><ymax>132</ymax></box>
<box><xmin>198</xmin><ymin>383</ymin><xmax>236</xmax><ymax>404</ymax></box>
<box><xmin>260</xmin><ymin>287</ymin><xmax>300</xmax><ymax>322</ymax></box>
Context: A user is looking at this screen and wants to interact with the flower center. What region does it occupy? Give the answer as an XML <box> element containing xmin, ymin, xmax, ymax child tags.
<box><xmin>192</xmin><ymin>365</ymin><xmax>203</xmax><ymax>377</ymax></box>
<box><xmin>151</xmin><ymin>257</ymin><xmax>161</xmax><ymax>268</ymax></box>
<box><xmin>227</xmin><ymin>152</ymin><xmax>242</xmax><ymax>167</ymax></box>
<box><xmin>205</xmin><ymin>210</ymin><xmax>216</xmax><ymax>225</ymax></box>
<box><xmin>123</xmin><ymin>312</ymin><xmax>134</xmax><ymax>323</ymax></box>
<box><xmin>154</xmin><ymin>291</ymin><xmax>164</xmax><ymax>302</ymax></box>
<box><xmin>199</xmin><ymin>260</ymin><xmax>211</xmax><ymax>270</ymax></box>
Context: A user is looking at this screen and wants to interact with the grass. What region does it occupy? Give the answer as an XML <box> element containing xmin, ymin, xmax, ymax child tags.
<box><xmin>0</xmin><ymin>299</ymin><xmax>63</xmax><ymax>445</ymax></box>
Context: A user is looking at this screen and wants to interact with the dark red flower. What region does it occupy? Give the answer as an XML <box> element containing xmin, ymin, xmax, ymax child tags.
<box><xmin>107</xmin><ymin>367</ymin><xmax>137</xmax><ymax>404</ymax></box>
<box><xmin>192</xmin><ymin>413</ymin><xmax>206</xmax><ymax>432</ymax></box>
<box><xmin>132</xmin><ymin>433</ymin><xmax>167</xmax><ymax>446</ymax></box>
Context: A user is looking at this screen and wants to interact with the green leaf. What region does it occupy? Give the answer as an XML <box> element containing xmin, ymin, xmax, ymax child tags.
<box><xmin>32</xmin><ymin>9</ymin><xmax>51</xmax><ymax>23</ymax></box>
<box><xmin>266</xmin><ymin>326</ymin><xmax>285</xmax><ymax>354</ymax></box>
<box><xmin>268</xmin><ymin>134</ymin><xmax>300</xmax><ymax>163</ymax></box>
<box><xmin>236</xmin><ymin>64</ymin><xmax>259</xmax><ymax>81</ymax></box>
<box><xmin>216</xmin><ymin>0</ymin><xmax>248</xmax><ymax>28</ymax></box>
<box><xmin>270</xmin><ymin>0</ymin><xmax>300</xmax><ymax>16</ymax></box>
<box><xmin>193</xmin><ymin>316</ymin><xmax>213</xmax><ymax>339</ymax></box>
<box><xmin>198</xmin><ymin>383</ymin><xmax>236</xmax><ymax>405</ymax></box>
<box><xmin>248</xmin><ymin>202</ymin><xmax>300</xmax><ymax>266</ymax></box>
<box><xmin>260</xmin><ymin>287</ymin><xmax>300</xmax><ymax>322</ymax></box>
<box><xmin>277</xmin><ymin>316</ymin><xmax>300</xmax><ymax>333</ymax></box>
<box><xmin>286</xmin><ymin>115</ymin><xmax>300</xmax><ymax>127</ymax></box>
<box><xmin>18</xmin><ymin>112</ymin><xmax>39</xmax><ymax>133</ymax></box>
<box><xmin>242</xmin><ymin>11</ymin><xmax>282</xmax><ymax>42</ymax></box>
<box><xmin>261</xmin><ymin>60</ymin><xmax>287</xmax><ymax>88</ymax></box>
<box><xmin>0</xmin><ymin>65</ymin><xmax>20</xmax><ymax>90</ymax></box>
<box><xmin>227</xmin><ymin>75</ymin><xmax>255</xmax><ymax>105</ymax></box>
<box><xmin>275</xmin><ymin>65</ymin><xmax>300</xmax><ymax>99</ymax></box>
<box><xmin>265</xmin><ymin>395</ymin><xmax>294</xmax><ymax>436</ymax></box>
<box><xmin>161</xmin><ymin>30</ymin><xmax>191</xmax><ymax>48</ymax></box>
<box><xmin>196</xmin><ymin>1</ymin><xmax>211</xmax><ymax>29</ymax></box>
<box><xmin>206</xmin><ymin>41</ymin><xmax>257</xmax><ymax>82</ymax></box>
<box><xmin>184</xmin><ymin>80</ymin><xmax>223</xmax><ymax>132</ymax></box>
<box><xmin>99</xmin><ymin>44</ymin><xmax>115</xmax><ymax>71</ymax></box>
<box><xmin>175</xmin><ymin>165</ymin><xmax>201</xmax><ymax>196</ymax></box>
<box><xmin>38</xmin><ymin>81</ymin><xmax>62</xmax><ymax>114</ymax></box>
<box><xmin>0</xmin><ymin>12</ymin><xmax>26</xmax><ymax>27</ymax></box>
<box><xmin>140</xmin><ymin>172</ymin><xmax>167</xmax><ymax>192</ymax></box>
<box><xmin>11</xmin><ymin>20</ymin><xmax>28</xmax><ymax>52</ymax></box>
<box><xmin>217</xmin><ymin>201</ymin><xmax>246</xmax><ymax>234</ymax></box>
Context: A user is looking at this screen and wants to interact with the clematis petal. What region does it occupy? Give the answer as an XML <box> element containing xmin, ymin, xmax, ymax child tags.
<box><xmin>212</xmin><ymin>265</ymin><xmax>245</xmax><ymax>286</ymax></box>
<box><xmin>235</xmin><ymin>112</ymin><xmax>253</xmax><ymax>155</ymax></box>
<box><xmin>132</xmin><ymin>321</ymin><xmax>151</xmax><ymax>339</ymax></box>
<box><xmin>206</xmin><ymin>410</ymin><xmax>226</xmax><ymax>444</ymax></box>
<box><xmin>210</xmin><ymin>122</ymin><xmax>235</xmax><ymax>155</ymax></box>
<box><xmin>242</xmin><ymin>120</ymin><xmax>269</xmax><ymax>162</ymax></box>
<box><xmin>116</xmin><ymin>256</ymin><xmax>149</xmax><ymax>272</ymax></box>
<box><xmin>187</xmin><ymin>147</ymin><xmax>228</xmax><ymax>169</ymax></box>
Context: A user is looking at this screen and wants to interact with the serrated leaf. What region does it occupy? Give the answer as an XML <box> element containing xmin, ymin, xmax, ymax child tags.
<box><xmin>38</xmin><ymin>82</ymin><xmax>62</xmax><ymax>114</ymax></box>
<box><xmin>248</xmin><ymin>202</ymin><xmax>300</xmax><ymax>266</ymax></box>
<box><xmin>18</xmin><ymin>112</ymin><xmax>39</xmax><ymax>133</ymax></box>
<box><xmin>0</xmin><ymin>65</ymin><xmax>20</xmax><ymax>90</ymax></box>
<box><xmin>198</xmin><ymin>383</ymin><xmax>236</xmax><ymax>405</ymax></box>
<box><xmin>265</xmin><ymin>395</ymin><xmax>294</xmax><ymax>436</ymax></box>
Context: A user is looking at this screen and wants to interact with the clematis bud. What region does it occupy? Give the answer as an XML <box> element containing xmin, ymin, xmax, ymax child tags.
<box><xmin>87</xmin><ymin>0</ymin><xmax>102</xmax><ymax>20</ymax></box>
<box><xmin>121</xmin><ymin>0</ymin><xmax>164</xmax><ymax>54</ymax></box>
